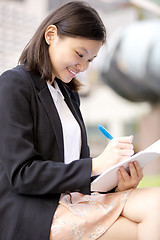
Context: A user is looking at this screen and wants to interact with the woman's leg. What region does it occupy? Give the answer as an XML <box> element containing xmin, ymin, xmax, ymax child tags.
<box><xmin>99</xmin><ymin>215</ymin><xmax>138</xmax><ymax>240</ymax></box>
<box><xmin>99</xmin><ymin>187</ymin><xmax>160</xmax><ymax>240</ymax></box>
<box><xmin>121</xmin><ymin>187</ymin><xmax>160</xmax><ymax>240</ymax></box>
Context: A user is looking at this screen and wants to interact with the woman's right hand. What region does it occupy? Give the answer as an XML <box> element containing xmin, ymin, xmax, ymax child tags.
<box><xmin>91</xmin><ymin>135</ymin><xmax>134</xmax><ymax>176</ymax></box>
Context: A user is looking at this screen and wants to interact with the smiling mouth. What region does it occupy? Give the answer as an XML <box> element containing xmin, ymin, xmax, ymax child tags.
<box><xmin>67</xmin><ymin>67</ymin><xmax>79</xmax><ymax>77</ymax></box>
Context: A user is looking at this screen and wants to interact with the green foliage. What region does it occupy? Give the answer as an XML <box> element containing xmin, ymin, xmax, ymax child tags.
<box><xmin>138</xmin><ymin>175</ymin><xmax>160</xmax><ymax>188</ymax></box>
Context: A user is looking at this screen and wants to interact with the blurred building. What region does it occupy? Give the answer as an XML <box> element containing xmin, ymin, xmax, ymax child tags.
<box><xmin>0</xmin><ymin>0</ymin><xmax>48</xmax><ymax>73</ymax></box>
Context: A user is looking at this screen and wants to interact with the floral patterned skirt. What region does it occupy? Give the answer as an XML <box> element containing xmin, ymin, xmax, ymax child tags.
<box><xmin>50</xmin><ymin>190</ymin><xmax>132</xmax><ymax>240</ymax></box>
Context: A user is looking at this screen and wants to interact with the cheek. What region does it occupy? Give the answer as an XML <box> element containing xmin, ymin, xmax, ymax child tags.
<box><xmin>49</xmin><ymin>45</ymin><xmax>77</xmax><ymax>68</ymax></box>
<box><xmin>48</xmin><ymin>47</ymin><xmax>55</xmax><ymax>63</ymax></box>
<box><xmin>49</xmin><ymin>50</ymin><xmax>61</xmax><ymax>68</ymax></box>
<box><xmin>61</xmin><ymin>54</ymin><xmax>77</xmax><ymax>67</ymax></box>
<box><xmin>86</xmin><ymin>61</ymin><xmax>90</xmax><ymax>69</ymax></box>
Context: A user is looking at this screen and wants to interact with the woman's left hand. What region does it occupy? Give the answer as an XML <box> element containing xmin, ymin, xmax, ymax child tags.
<box><xmin>115</xmin><ymin>161</ymin><xmax>143</xmax><ymax>192</ymax></box>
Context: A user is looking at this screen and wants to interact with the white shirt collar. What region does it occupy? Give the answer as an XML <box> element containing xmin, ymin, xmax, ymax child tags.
<box><xmin>47</xmin><ymin>80</ymin><xmax>81</xmax><ymax>164</ymax></box>
<box><xmin>47</xmin><ymin>81</ymin><xmax>64</xmax><ymax>103</ymax></box>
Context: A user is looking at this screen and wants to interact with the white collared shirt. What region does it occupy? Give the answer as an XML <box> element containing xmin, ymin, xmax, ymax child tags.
<box><xmin>47</xmin><ymin>81</ymin><xmax>81</xmax><ymax>164</ymax></box>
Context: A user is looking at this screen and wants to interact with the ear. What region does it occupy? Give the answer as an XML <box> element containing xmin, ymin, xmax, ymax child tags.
<box><xmin>44</xmin><ymin>25</ymin><xmax>58</xmax><ymax>45</ymax></box>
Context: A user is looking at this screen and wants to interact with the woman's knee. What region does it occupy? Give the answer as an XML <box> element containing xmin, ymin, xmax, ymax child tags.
<box><xmin>147</xmin><ymin>187</ymin><xmax>160</xmax><ymax>213</ymax></box>
<box><xmin>136</xmin><ymin>187</ymin><xmax>160</xmax><ymax>218</ymax></box>
<box><xmin>122</xmin><ymin>187</ymin><xmax>160</xmax><ymax>222</ymax></box>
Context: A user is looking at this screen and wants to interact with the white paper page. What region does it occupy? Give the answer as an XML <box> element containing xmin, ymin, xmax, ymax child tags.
<box><xmin>91</xmin><ymin>139</ymin><xmax>160</xmax><ymax>192</ymax></box>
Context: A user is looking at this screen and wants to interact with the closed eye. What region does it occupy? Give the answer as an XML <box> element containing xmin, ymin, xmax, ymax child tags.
<box><xmin>76</xmin><ymin>51</ymin><xmax>83</xmax><ymax>58</ymax></box>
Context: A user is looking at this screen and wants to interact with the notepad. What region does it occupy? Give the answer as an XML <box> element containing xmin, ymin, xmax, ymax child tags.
<box><xmin>91</xmin><ymin>139</ymin><xmax>160</xmax><ymax>192</ymax></box>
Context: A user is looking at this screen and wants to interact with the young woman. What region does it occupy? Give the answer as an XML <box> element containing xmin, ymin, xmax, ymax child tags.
<box><xmin>0</xmin><ymin>1</ymin><xmax>159</xmax><ymax>240</ymax></box>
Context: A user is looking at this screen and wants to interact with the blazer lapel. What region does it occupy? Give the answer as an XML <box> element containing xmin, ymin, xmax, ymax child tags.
<box><xmin>26</xmin><ymin>70</ymin><xmax>64</xmax><ymax>162</ymax></box>
<box><xmin>38</xmin><ymin>87</ymin><xmax>64</xmax><ymax>161</ymax></box>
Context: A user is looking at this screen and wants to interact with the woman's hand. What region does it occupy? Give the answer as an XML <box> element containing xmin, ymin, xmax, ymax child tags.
<box><xmin>115</xmin><ymin>161</ymin><xmax>143</xmax><ymax>192</ymax></box>
<box><xmin>92</xmin><ymin>135</ymin><xmax>134</xmax><ymax>176</ymax></box>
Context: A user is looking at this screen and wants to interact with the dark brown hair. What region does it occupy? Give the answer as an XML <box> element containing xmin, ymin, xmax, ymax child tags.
<box><xmin>19</xmin><ymin>1</ymin><xmax>106</xmax><ymax>91</ymax></box>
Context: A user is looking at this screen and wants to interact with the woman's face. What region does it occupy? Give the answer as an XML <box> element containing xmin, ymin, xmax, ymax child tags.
<box><xmin>45</xmin><ymin>26</ymin><xmax>102</xmax><ymax>83</ymax></box>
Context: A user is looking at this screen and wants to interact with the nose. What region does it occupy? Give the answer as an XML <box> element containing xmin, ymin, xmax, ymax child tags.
<box><xmin>76</xmin><ymin>61</ymin><xmax>88</xmax><ymax>72</ymax></box>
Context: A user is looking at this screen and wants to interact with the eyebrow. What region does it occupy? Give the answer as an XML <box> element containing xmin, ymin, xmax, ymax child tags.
<box><xmin>80</xmin><ymin>47</ymin><xmax>88</xmax><ymax>54</ymax></box>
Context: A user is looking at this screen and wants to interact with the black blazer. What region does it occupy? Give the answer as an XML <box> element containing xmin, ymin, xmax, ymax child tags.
<box><xmin>0</xmin><ymin>65</ymin><xmax>92</xmax><ymax>240</ymax></box>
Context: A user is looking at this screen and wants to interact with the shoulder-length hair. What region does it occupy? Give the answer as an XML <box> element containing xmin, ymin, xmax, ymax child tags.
<box><xmin>19</xmin><ymin>1</ymin><xmax>106</xmax><ymax>91</ymax></box>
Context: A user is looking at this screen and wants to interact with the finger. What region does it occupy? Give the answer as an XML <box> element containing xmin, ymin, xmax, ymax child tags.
<box><xmin>118</xmin><ymin>142</ymin><xmax>134</xmax><ymax>150</ymax></box>
<box><xmin>110</xmin><ymin>138</ymin><xmax>134</xmax><ymax>150</ymax></box>
<box><xmin>128</xmin><ymin>162</ymin><xmax>138</xmax><ymax>178</ymax></box>
<box><xmin>117</xmin><ymin>169</ymin><xmax>125</xmax><ymax>182</ymax></box>
<box><xmin>117</xmin><ymin>135</ymin><xmax>134</xmax><ymax>144</ymax></box>
<box><xmin>133</xmin><ymin>161</ymin><xmax>143</xmax><ymax>179</ymax></box>
<box><xmin>112</xmin><ymin>141</ymin><xmax>134</xmax><ymax>153</ymax></box>
<box><xmin>119</xmin><ymin>166</ymin><xmax>130</xmax><ymax>181</ymax></box>
<box><xmin>120</xmin><ymin>148</ymin><xmax>134</xmax><ymax>156</ymax></box>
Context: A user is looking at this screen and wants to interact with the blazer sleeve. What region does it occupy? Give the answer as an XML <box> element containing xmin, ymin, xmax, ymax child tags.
<box><xmin>0</xmin><ymin>68</ymin><xmax>92</xmax><ymax>196</ymax></box>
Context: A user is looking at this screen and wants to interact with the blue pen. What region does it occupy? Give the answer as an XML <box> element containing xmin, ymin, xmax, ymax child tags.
<box><xmin>98</xmin><ymin>124</ymin><xmax>113</xmax><ymax>140</ymax></box>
